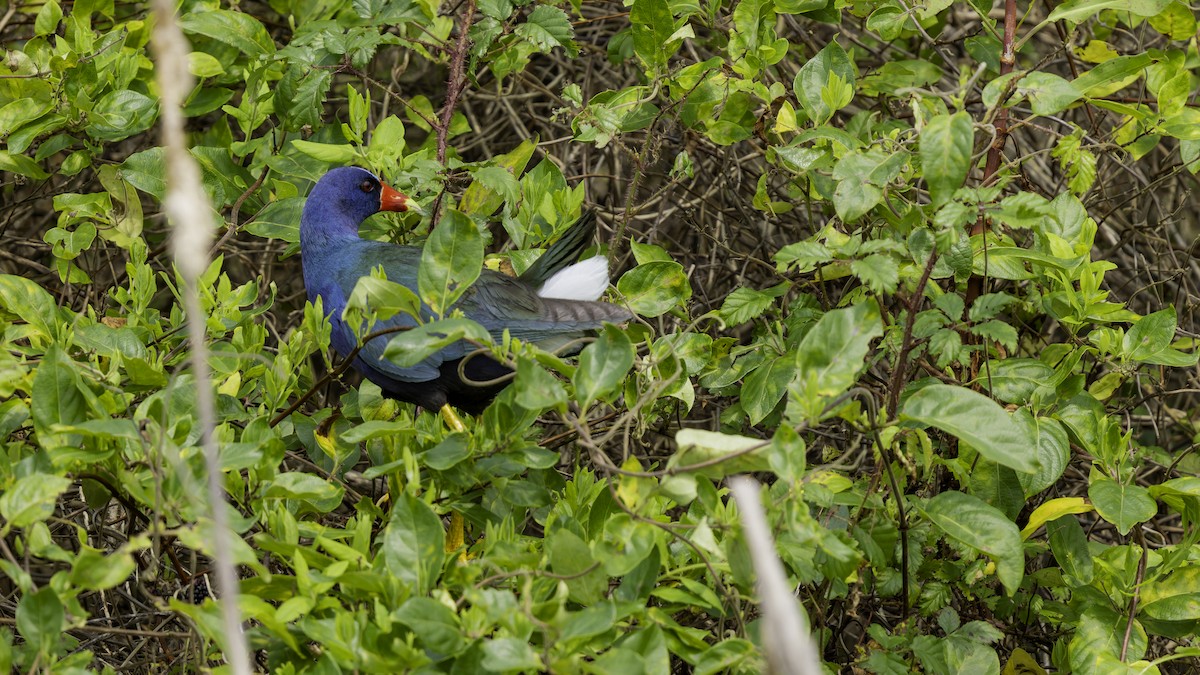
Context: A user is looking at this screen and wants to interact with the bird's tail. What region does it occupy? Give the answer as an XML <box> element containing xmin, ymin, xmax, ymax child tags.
<box><xmin>518</xmin><ymin>210</ymin><xmax>598</xmax><ymax>287</ymax></box>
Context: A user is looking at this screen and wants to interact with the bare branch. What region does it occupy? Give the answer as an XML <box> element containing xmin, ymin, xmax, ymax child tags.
<box><xmin>148</xmin><ymin>2</ymin><xmax>253</xmax><ymax>672</ymax></box>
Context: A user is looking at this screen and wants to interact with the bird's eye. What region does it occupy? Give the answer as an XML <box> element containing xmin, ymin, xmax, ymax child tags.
<box><xmin>359</xmin><ymin>180</ymin><xmax>375</xmax><ymax>193</ymax></box>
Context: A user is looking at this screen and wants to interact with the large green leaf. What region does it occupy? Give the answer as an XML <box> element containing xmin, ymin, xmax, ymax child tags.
<box><xmin>383</xmin><ymin>317</ymin><xmax>491</xmax><ymax>368</ymax></box>
<box><xmin>1045</xmin><ymin>0</ymin><xmax>1170</xmax><ymax>25</ymax></box>
<box><xmin>382</xmin><ymin>494</ymin><xmax>445</xmax><ymax>596</ymax></box>
<box><xmin>574</xmin><ymin>324</ymin><xmax>635</xmax><ymax>408</ymax></box>
<box><xmin>15</xmin><ymin>587</ymin><xmax>63</xmax><ymax>657</ymax></box>
<box><xmin>902</xmin><ymin>384</ymin><xmax>1040</xmax><ymax>473</ymax></box>
<box><xmin>1088</xmin><ymin>478</ymin><xmax>1156</xmax><ymax>535</ymax></box>
<box><xmin>0</xmin><ymin>474</ymin><xmax>71</xmax><ymax>530</ymax></box>
<box><xmin>514</xmin><ymin>358</ymin><xmax>567</xmax><ymax>410</ymax></box>
<box><xmin>617</xmin><ymin>261</ymin><xmax>692</xmax><ymax>317</ymax></box>
<box><xmin>920</xmin><ymin>112</ymin><xmax>973</xmax><ymax>206</ymax></box>
<box><xmin>30</xmin><ymin>344</ymin><xmax>87</xmax><ymax>451</ymax></box>
<box><xmin>0</xmin><ymin>274</ymin><xmax>59</xmax><ymax>340</ymax></box>
<box><xmin>789</xmin><ymin>299</ymin><xmax>882</xmax><ymax>418</ymax></box>
<box><xmin>394</xmin><ymin>597</ymin><xmax>465</xmax><ymax>655</ymax></box>
<box><xmin>794</xmin><ymin>41</ymin><xmax>855</xmax><ymax>123</ymax></box>
<box><xmin>742</xmin><ymin>354</ymin><xmax>797</xmax><ymax>424</ymax></box>
<box><xmin>1072</xmin><ymin>54</ymin><xmax>1154</xmax><ymax>98</ymax></box>
<box><xmin>86</xmin><ymin>90</ymin><xmax>158</xmax><ymax>142</ymax></box>
<box><xmin>1017</xmin><ymin>415</ymin><xmax>1070</xmax><ymax>497</ymax></box>
<box><xmin>178</xmin><ymin>9</ymin><xmax>276</xmax><ymax>56</ymax></box>
<box><xmin>922</xmin><ymin>491</ymin><xmax>1024</xmax><ymax>595</ymax></box>
<box><xmin>419</xmin><ymin>210</ymin><xmax>484</xmax><ymax>316</ymax></box>
<box><xmin>631</xmin><ymin>0</ymin><xmax>676</xmax><ymax>73</ymax></box>
<box><xmin>1140</xmin><ymin>565</ymin><xmax>1200</xmax><ymax>621</ymax></box>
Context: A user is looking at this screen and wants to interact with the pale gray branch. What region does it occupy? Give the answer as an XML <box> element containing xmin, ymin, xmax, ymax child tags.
<box><xmin>729</xmin><ymin>476</ymin><xmax>823</xmax><ymax>675</ymax></box>
<box><xmin>148</xmin><ymin>2</ymin><xmax>253</xmax><ymax>672</ymax></box>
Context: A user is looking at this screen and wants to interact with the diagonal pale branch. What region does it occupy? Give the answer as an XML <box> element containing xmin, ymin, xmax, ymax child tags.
<box><xmin>148</xmin><ymin>2</ymin><xmax>252</xmax><ymax>672</ymax></box>
<box><xmin>728</xmin><ymin>477</ymin><xmax>823</xmax><ymax>675</ymax></box>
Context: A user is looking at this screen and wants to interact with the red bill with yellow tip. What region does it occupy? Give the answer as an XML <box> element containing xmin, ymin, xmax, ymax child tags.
<box><xmin>380</xmin><ymin>183</ymin><xmax>412</xmax><ymax>212</ymax></box>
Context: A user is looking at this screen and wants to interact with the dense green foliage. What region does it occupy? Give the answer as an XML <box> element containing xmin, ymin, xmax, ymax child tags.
<box><xmin>4</xmin><ymin>0</ymin><xmax>1200</xmax><ymax>672</ymax></box>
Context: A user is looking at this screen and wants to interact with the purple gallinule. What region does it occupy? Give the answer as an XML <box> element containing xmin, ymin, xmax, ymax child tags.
<box><xmin>299</xmin><ymin>166</ymin><xmax>632</xmax><ymax>420</ymax></box>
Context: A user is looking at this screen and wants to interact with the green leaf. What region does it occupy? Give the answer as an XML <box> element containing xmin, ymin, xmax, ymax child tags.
<box><xmin>179</xmin><ymin>9</ymin><xmax>276</xmax><ymax>56</ymax></box>
<box><xmin>866</xmin><ymin>5</ymin><xmax>908</xmax><ymax>40</ymax></box>
<box><xmin>1123</xmin><ymin>307</ymin><xmax>1178</xmax><ymax>361</ymax></box>
<box><xmin>832</xmin><ymin>177</ymin><xmax>881</xmax><ymax>222</ymax></box>
<box><xmin>791</xmin><ymin>300</ymin><xmax>883</xmax><ymax>410</ymax></box>
<box><xmin>514</xmin><ymin>358</ymin><xmax>567</xmax><ymax>410</ymax></box>
<box><xmin>617</xmin><ymin>261</ymin><xmax>692</xmax><ymax>317</ymax></box>
<box><xmin>0</xmin><ymin>150</ymin><xmax>49</xmax><ymax>180</ymax></box>
<box><xmin>425</xmin><ymin>433</ymin><xmax>472</xmax><ymax>470</ymax></box>
<box><xmin>0</xmin><ymin>474</ymin><xmax>71</xmax><ymax>530</ymax></box>
<box><xmin>630</xmin><ymin>0</ymin><xmax>675</xmax><ymax>73</ymax></box>
<box><xmin>187</xmin><ymin>51</ymin><xmax>226</xmax><ymax>78</ymax></box>
<box><xmin>574</xmin><ymin>324</ymin><xmax>635</xmax><ymax>408</ymax></box>
<box><xmin>1047</xmin><ymin>515</ymin><xmax>1094</xmax><ymax>583</ymax></box>
<box><xmin>263</xmin><ymin>473</ymin><xmax>344</xmax><ymax>511</ymax></box>
<box><xmin>382</xmin><ymin>494</ymin><xmax>445</xmax><ymax>596</ymax></box>
<box><xmin>560</xmin><ymin>602</ymin><xmax>619</xmax><ymax>643</ymax></box>
<box><xmin>850</xmin><ymin>254</ymin><xmax>899</xmax><ymax>294</ymax></box>
<box><xmin>15</xmin><ymin>587</ymin><xmax>63</xmax><ymax>656</ymax></box>
<box><xmin>277</xmin><ymin>67</ymin><xmax>333</xmax><ymax>132</ymax></box>
<box><xmin>515</xmin><ymin>5</ymin><xmax>575</xmax><ymax>54</ymax></box>
<box><xmin>291</xmin><ymin>140</ymin><xmax>357</xmax><ymax>164</ymax></box>
<box><xmin>1045</xmin><ymin>0</ymin><xmax>1170</xmax><ymax>25</ymax></box>
<box><xmin>922</xmin><ymin>491</ymin><xmax>1024</xmax><ymax>595</ymax></box>
<box><xmin>547</xmin><ymin>528</ymin><xmax>605</xmax><ymax>604</ymax></box>
<box><xmin>742</xmin><ymin>355</ymin><xmax>797</xmax><ymax>424</ymax></box>
<box><xmin>30</xmin><ymin>345</ymin><xmax>87</xmax><ymax>450</ymax></box>
<box><xmin>419</xmin><ymin>210</ymin><xmax>484</xmax><ymax>316</ymax></box>
<box><xmin>482</xmin><ymin>637</ymin><xmax>542</xmax><ymax>671</ymax></box>
<box><xmin>1020</xmin><ymin>496</ymin><xmax>1093</xmax><ymax>540</ymax></box>
<box><xmin>0</xmin><ymin>274</ymin><xmax>59</xmax><ymax>340</ymax></box>
<box><xmin>0</xmin><ymin>98</ymin><xmax>53</xmax><ymax>138</ymax></box>
<box><xmin>69</xmin><ymin>545</ymin><xmax>138</xmax><ymax>590</ymax></box>
<box><xmin>244</xmin><ymin>197</ymin><xmax>304</xmax><ymax>244</ymax></box>
<box><xmin>87</xmin><ymin>90</ymin><xmax>158</xmax><ymax>142</ymax></box>
<box><xmin>1088</xmin><ymin>478</ymin><xmax>1156</xmax><ymax>535</ymax></box>
<box><xmin>1148</xmin><ymin>1</ymin><xmax>1196</xmax><ymax>39</ymax></box>
<box><xmin>459</xmin><ymin>140</ymin><xmax>536</xmax><ymax>216</ymax></box>
<box><xmin>1072</xmin><ymin>54</ymin><xmax>1154</xmax><ymax>98</ymax></box>
<box><xmin>345</xmin><ymin>275</ymin><xmax>422</xmax><ymax>323</ymax></box>
<box><xmin>1017</xmin><ymin>415</ymin><xmax>1070</xmax><ymax>497</ymax></box>
<box><xmin>920</xmin><ymin>112</ymin><xmax>973</xmax><ymax>206</ymax></box>
<box><xmin>34</xmin><ymin>0</ymin><xmax>62</xmax><ymax>36</ymax></box>
<box><xmin>462</xmin><ymin>166</ymin><xmax>520</xmax><ymax>216</ymax></box>
<box><xmin>1140</xmin><ymin>565</ymin><xmax>1200</xmax><ymax>621</ymax></box>
<box><xmin>120</xmin><ymin>148</ymin><xmax>167</xmax><ymax>200</ymax></box>
<box><xmin>718</xmin><ymin>286</ymin><xmax>784</xmax><ymax>324</ymax></box>
<box><xmin>901</xmin><ymin>384</ymin><xmax>1040</xmax><ymax>473</ymax></box>
<box><xmin>383</xmin><ymin>318</ymin><xmax>491</xmax><ymax>368</ymax></box>
<box><xmin>1020</xmin><ymin>72</ymin><xmax>1081</xmax><ymax>115</ymax></box>
<box><xmin>794</xmin><ymin>41</ymin><xmax>855</xmax><ymax>123</ymax></box>
<box><xmin>669</xmin><ymin>429</ymin><xmax>770</xmax><ymax>477</ymax></box>
<box><xmin>394</xmin><ymin>598</ymin><xmax>464</xmax><ymax>655</ymax></box>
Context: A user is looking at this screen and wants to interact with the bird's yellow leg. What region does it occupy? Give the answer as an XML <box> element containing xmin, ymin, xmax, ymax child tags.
<box><xmin>439</xmin><ymin>404</ymin><xmax>470</xmax><ymax>559</ymax></box>
<box><xmin>445</xmin><ymin>511</ymin><xmax>465</xmax><ymax>558</ymax></box>
<box><xmin>440</xmin><ymin>404</ymin><xmax>467</xmax><ymax>433</ymax></box>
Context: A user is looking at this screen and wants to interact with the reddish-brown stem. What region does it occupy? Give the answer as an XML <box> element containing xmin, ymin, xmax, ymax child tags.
<box><xmin>429</xmin><ymin>0</ymin><xmax>477</xmax><ymax>225</ymax></box>
<box><xmin>966</xmin><ymin>0</ymin><xmax>1017</xmax><ymax>312</ymax></box>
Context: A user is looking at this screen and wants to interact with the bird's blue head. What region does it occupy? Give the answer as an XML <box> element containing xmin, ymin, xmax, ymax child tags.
<box><xmin>300</xmin><ymin>166</ymin><xmax>412</xmax><ymax>243</ymax></box>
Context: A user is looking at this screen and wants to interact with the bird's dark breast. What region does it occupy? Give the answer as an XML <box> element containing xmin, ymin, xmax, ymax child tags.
<box><xmin>368</xmin><ymin>352</ymin><xmax>513</xmax><ymax>415</ymax></box>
